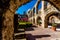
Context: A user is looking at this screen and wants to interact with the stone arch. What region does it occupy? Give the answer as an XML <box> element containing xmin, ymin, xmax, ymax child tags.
<box><xmin>49</xmin><ymin>16</ymin><xmax>54</xmax><ymax>24</ymax></box>
<box><xmin>49</xmin><ymin>16</ymin><xmax>57</xmax><ymax>23</ymax></box>
<box><xmin>31</xmin><ymin>11</ymin><xmax>33</xmax><ymax>17</ymax></box>
<box><xmin>37</xmin><ymin>16</ymin><xmax>42</xmax><ymax>25</ymax></box>
<box><xmin>45</xmin><ymin>12</ymin><xmax>60</xmax><ymax>28</ymax></box>
<box><xmin>34</xmin><ymin>0</ymin><xmax>40</xmax><ymax>14</ymax></box>
<box><xmin>1</xmin><ymin>0</ymin><xmax>30</xmax><ymax>40</ymax></box>
<box><xmin>29</xmin><ymin>10</ymin><xmax>32</xmax><ymax>17</ymax></box>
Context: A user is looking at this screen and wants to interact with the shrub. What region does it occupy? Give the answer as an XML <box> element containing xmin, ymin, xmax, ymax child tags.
<box><xmin>52</xmin><ymin>23</ymin><xmax>57</xmax><ymax>27</ymax></box>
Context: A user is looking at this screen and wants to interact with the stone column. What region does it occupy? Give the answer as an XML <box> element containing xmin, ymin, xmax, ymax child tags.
<box><xmin>32</xmin><ymin>9</ymin><xmax>33</xmax><ymax>17</ymax></box>
<box><xmin>31</xmin><ymin>9</ymin><xmax>34</xmax><ymax>24</ymax></box>
<box><xmin>32</xmin><ymin>8</ymin><xmax>34</xmax><ymax>16</ymax></box>
<box><xmin>34</xmin><ymin>0</ymin><xmax>38</xmax><ymax>15</ymax></box>
<box><xmin>34</xmin><ymin>0</ymin><xmax>40</xmax><ymax>25</ymax></box>
<box><xmin>35</xmin><ymin>16</ymin><xmax>37</xmax><ymax>25</ymax></box>
<box><xmin>27</xmin><ymin>9</ymin><xmax>30</xmax><ymax>18</ymax></box>
<box><xmin>27</xmin><ymin>11</ymin><xmax>29</xmax><ymax>18</ymax></box>
<box><xmin>34</xmin><ymin>4</ymin><xmax>38</xmax><ymax>24</ymax></box>
<box><xmin>30</xmin><ymin>10</ymin><xmax>31</xmax><ymax>17</ymax></box>
<box><xmin>35</xmin><ymin>0</ymin><xmax>40</xmax><ymax>14</ymax></box>
<box><xmin>41</xmin><ymin>0</ymin><xmax>45</xmax><ymax>28</ymax></box>
<box><xmin>35</xmin><ymin>6</ymin><xmax>37</xmax><ymax>16</ymax></box>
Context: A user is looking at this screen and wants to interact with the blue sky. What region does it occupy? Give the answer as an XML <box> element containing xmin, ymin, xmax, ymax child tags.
<box><xmin>16</xmin><ymin>0</ymin><xmax>42</xmax><ymax>15</ymax></box>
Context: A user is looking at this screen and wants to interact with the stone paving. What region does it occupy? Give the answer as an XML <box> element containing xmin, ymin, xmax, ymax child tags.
<box><xmin>25</xmin><ymin>26</ymin><xmax>60</xmax><ymax>40</ymax></box>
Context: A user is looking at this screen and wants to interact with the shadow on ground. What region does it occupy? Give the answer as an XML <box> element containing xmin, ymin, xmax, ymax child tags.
<box><xmin>26</xmin><ymin>34</ymin><xmax>51</xmax><ymax>40</ymax></box>
<box><xmin>25</xmin><ymin>27</ymin><xmax>34</xmax><ymax>31</ymax></box>
<box><xmin>57</xmin><ymin>24</ymin><xmax>60</xmax><ymax>28</ymax></box>
<box><xmin>25</xmin><ymin>25</ymin><xmax>37</xmax><ymax>31</ymax></box>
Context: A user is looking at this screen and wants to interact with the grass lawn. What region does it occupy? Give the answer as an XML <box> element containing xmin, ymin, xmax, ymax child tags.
<box><xmin>18</xmin><ymin>22</ymin><xmax>32</xmax><ymax>25</ymax></box>
<box><xmin>18</xmin><ymin>22</ymin><xmax>32</xmax><ymax>28</ymax></box>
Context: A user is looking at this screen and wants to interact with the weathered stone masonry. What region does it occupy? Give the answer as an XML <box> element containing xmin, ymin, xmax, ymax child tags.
<box><xmin>1</xmin><ymin>0</ymin><xmax>30</xmax><ymax>40</ymax></box>
<box><xmin>27</xmin><ymin>0</ymin><xmax>60</xmax><ymax>28</ymax></box>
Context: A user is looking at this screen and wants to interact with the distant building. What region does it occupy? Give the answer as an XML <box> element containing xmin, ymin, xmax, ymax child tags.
<box><xmin>27</xmin><ymin>0</ymin><xmax>60</xmax><ymax>28</ymax></box>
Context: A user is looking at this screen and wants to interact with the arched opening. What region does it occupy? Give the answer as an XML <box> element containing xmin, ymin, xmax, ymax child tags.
<box><xmin>14</xmin><ymin>13</ymin><xmax>29</xmax><ymax>39</ymax></box>
<box><xmin>45</xmin><ymin>12</ymin><xmax>60</xmax><ymax>28</ymax></box>
<box><xmin>33</xmin><ymin>7</ymin><xmax>35</xmax><ymax>16</ymax></box>
<box><xmin>30</xmin><ymin>11</ymin><xmax>32</xmax><ymax>17</ymax></box>
<box><xmin>37</xmin><ymin>16</ymin><xmax>42</xmax><ymax>26</ymax></box>
<box><xmin>33</xmin><ymin>7</ymin><xmax>35</xmax><ymax>13</ymax></box>
<box><xmin>13</xmin><ymin>0</ymin><xmax>31</xmax><ymax>40</ymax></box>
<box><xmin>29</xmin><ymin>10</ymin><xmax>32</xmax><ymax>17</ymax></box>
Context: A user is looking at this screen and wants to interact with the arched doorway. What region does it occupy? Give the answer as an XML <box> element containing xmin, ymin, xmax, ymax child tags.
<box><xmin>37</xmin><ymin>16</ymin><xmax>42</xmax><ymax>26</ymax></box>
<box><xmin>49</xmin><ymin>16</ymin><xmax>56</xmax><ymax>24</ymax></box>
<box><xmin>45</xmin><ymin>12</ymin><xmax>60</xmax><ymax>28</ymax></box>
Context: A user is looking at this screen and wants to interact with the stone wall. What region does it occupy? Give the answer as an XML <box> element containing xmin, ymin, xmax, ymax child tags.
<box><xmin>0</xmin><ymin>0</ymin><xmax>30</xmax><ymax>40</ymax></box>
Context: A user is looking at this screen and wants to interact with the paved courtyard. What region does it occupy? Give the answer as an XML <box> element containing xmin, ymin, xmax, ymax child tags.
<box><xmin>25</xmin><ymin>26</ymin><xmax>60</xmax><ymax>40</ymax></box>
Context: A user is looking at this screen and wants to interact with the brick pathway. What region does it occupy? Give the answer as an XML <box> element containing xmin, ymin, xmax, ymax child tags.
<box><xmin>25</xmin><ymin>26</ymin><xmax>60</xmax><ymax>40</ymax></box>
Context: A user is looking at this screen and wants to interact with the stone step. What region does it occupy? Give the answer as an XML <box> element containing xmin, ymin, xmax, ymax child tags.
<box><xmin>18</xmin><ymin>29</ymin><xmax>25</xmax><ymax>31</ymax></box>
<box><xmin>14</xmin><ymin>32</ymin><xmax>25</xmax><ymax>36</ymax></box>
<box><xmin>14</xmin><ymin>29</ymin><xmax>25</xmax><ymax>33</ymax></box>
<box><xmin>14</xmin><ymin>34</ymin><xmax>26</xmax><ymax>39</ymax></box>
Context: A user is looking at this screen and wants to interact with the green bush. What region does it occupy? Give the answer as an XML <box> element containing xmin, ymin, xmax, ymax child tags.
<box><xmin>18</xmin><ymin>22</ymin><xmax>32</xmax><ymax>28</ymax></box>
<box><xmin>52</xmin><ymin>23</ymin><xmax>57</xmax><ymax>27</ymax></box>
